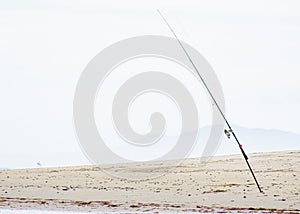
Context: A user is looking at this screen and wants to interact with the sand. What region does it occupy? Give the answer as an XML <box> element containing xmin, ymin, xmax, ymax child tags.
<box><xmin>0</xmin><ymin>150</ymin><xmax>299</xmax><ymax>213</ymax></box>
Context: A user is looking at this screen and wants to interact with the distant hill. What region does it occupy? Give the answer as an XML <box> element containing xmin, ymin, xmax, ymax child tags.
<box><xmin>1</xmin><ymin>126</ymin><xmax>299</xmax><ymax>169</ymax></box>
<box><xmin>190</xmin><ymin>125</ymin><xmax>300</xmax><ymax>157</ymax></box>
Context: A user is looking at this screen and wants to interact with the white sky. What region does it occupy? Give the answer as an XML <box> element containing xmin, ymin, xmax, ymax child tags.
<box><xmin>0</xmin><ymin>0</ymin><xmax>299</xmax><ymax>167</ymax></box>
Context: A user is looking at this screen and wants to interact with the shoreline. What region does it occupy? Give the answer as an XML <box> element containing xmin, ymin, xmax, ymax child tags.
<box><xmin>0</xmin><ymin>197</ymin><xmax>299</xmax><ymax>213</ymax></box>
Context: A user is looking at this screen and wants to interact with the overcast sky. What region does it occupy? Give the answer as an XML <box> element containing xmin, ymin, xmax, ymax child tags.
<box><xmin>0</xmin><ymin>0</ymin><xmax>299</xmax><ymax>167</ymax></box>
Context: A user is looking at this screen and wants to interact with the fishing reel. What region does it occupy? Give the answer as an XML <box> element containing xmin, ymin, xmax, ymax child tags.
<box><xmin>224</xmin><ymin>129</ymin><xmax>233</xmax><ymax>139</ymax></box>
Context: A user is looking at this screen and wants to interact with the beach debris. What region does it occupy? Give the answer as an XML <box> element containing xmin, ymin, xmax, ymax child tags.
<box><xmin>61</xmin><ymin>186</ymin><xmax>70</xmax><ymax>191</ymax></box>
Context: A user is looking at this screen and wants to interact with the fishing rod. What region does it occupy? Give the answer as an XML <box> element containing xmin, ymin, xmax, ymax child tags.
<box><xmin>157</xmin><ymin>10</ymin><xmax>263</xmax><ymax>193</ymax></box>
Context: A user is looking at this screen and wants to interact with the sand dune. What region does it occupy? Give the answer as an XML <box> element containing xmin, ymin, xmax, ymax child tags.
<box><xmin>0</xmin><ymin>150</ymin><xmax>299</xmax><ymax>213</ymax></box>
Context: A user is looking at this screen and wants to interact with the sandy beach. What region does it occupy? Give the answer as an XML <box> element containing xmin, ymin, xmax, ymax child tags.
<box><xmin>0</xmin><ymin>150</ymin><xmax>299</xmax><ymax>213</ymax></box>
